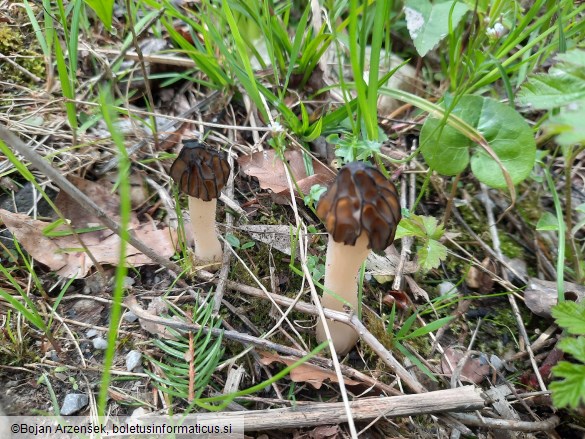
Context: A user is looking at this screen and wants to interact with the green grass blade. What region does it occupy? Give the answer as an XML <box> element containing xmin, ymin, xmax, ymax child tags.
<box><xmin>96</xmin><ymin>88</ymin><xmax>131</xmax><ymax>416</ymax></box>
<box><xmin>54</xmin><ymin>39</ymin><xmax>78</xmax><ymax>132</ymax></box>
<box><xmin>221</xmin><ymin>0</ymin><xmax>268</xmax><ymax>121</ymax></box>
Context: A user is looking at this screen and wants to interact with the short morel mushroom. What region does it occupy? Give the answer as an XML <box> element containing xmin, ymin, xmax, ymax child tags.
<box><xmin>315</xmin><ymin>161</ymin><xmax>401</xmax><ymax>355</ymax></box>
<box><xmin>170</xmin><ymin>140</ymin><xmax>231</xmax><ymax>269</ymax></box>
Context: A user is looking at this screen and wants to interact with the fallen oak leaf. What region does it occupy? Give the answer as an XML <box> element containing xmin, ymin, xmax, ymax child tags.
<box><xmin>238</xmin><ymin>149</ymin><xmax>335</xmax><ymax>204</ymax></box>
<box><xmin>310</xmin><ymin>425</ymin><xmax>340</xmax><ymax>439</ymax></box>
<box><xmin>258</xmin><ymin>350</ymin><xmax>360</xmax><ymax>389</ymax></box>
<box><xmin>55</xmin><ymin>175</ymin><xmax>141</xmax><ymax>228</ymax></box>
<box><xmin>0</xmin><ymin>209</ymin><xmax>177</xmax><ymax>278</ymax></box>
<box><xmin>0</xmin><ymin>209</ymin><xmax>68</xmax><ymax>270</ymax></box>
<box><xmin>55</xmin><ymin>172</ymin><xmax>146</xmax><ymax>228</ymax></box>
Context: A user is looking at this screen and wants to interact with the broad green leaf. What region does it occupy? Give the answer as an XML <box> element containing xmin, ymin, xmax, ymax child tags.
<box><xmin>517</xmin><ymin>74</ymin><xmax>585</xmax><ymax>110</ymax></box>
<box><xmin>225</xmin><ymin>234</ymin><xmax>240</xmax><ymax>248</ymax></box>
<box><xmin>536</xmin><ymin>212</ymin><xmax>559</xmax><ymax>231</ymax></box>
<box><xmin>518</xmin><ymin>49</ymin><xmax>585</xmax><ymax>110</ymax></box>
<box><xmin>417</xmin><ymin>239</ymin><xmax>447</xmax><ymax>272</ymax></box>
<box><xmin>552</xmin><ymin>301</ymin><xmax>585</xmax><ymax>335</ymax></box>
<box><xmin>555</xmin><ymin>50</ymin><xmax>585</xmax><ymax>68</ymax></box>
<box><xmin>545</xmin><ymin>101</ymin><xmax>585</xmax><ymax>146</ymax></box>
<box><xmin>421</xmin><ymin>215</ymin><xmax>443</xmax><ymax>240</ymax></box>
<box><xmin>395</xmin><ymin>218</ymin><xmax>426</xmax><ymax>239</ymax></box>
<box><xmin>558</xmin><ymin>337</ymin><xmax>585</xmax><ymax>364</ymax></box>
<box><xmin>550</xmin><ymin>361</ymin><xmax>585</xmax><ymax>409</ymax></box>
<box><xmin>420</xmin><ymin>95</ymin><xmax>536</xmax><ymax>188</ymax></box>
<box><xmin>84</xmin><ymin>0</ymin><xmax>114</xmax><ymax>29</ymax></box>
<box><xmin>240</xmin><ymin>241</ymin><xmax>255</xmax><ymax>250</ymax></box>
<box><xmin>404</xmin><ymin>0</ymin><xmax>470</xmax><ymax>57</ymax></box>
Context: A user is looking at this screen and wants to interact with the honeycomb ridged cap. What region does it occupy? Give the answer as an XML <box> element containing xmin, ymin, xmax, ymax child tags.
<box><xmin>316</xmin><ymin>161</ymin><xmax>401</xmax><ymax>252</ymax></box>
<box><xmin>170</xmin><ymin>140</ymin><xmax>231</xmax><ymax>202</ymax></box>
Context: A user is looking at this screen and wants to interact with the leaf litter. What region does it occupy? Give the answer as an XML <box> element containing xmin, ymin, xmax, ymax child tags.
<box><xmin>0</xmin><ymin>176</ymin><xmax>176</xmax><ymax>278</ymax></box>
<box><xmin>238</xmin><ymin>149</ymin><xmax>335</xmax><ymax>204</ymax></box>
<box><xmin>258</xmin><ymin>351</ymin><xmax>360</xmax><ymax>390</ymax></box>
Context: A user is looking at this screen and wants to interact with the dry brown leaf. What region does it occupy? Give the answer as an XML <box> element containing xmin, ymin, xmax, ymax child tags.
<box><xmin>0</xmin><ymin>209</ymin><xmax>176</xmax><ymax>278</ymax></box>
<box><xmin>238</xmin><ymin>150</ymin><xmax>335</xmax><ymax>204</ymax></box>
<box><xmin>524</xmin><ymin>278</ymin><xmax>585</xmax><ymax>318</ymax></box>
<box><xmin>310</xmin><ymin>425</ymin><xmax>340</xmax><ymax>439</ymax></box>
<box><xmin>258</xmin><ymin>351</ymin><xmax>360</xmax><ymax>389</ymax></box>
<box><xmin>0</xmin><ymin>210</ymin><xmax>68</xmax><ymax>269</ymax></box>
<box><xmin>441</xmin><ymin>347</ymin><xmax>491</xmax><ymax>384</ymax></box>
<box><xmin>137</xmin><ymin>297</ymin><xmax>178</xmax><ymax>339</ymax></box>
<box><xmin>465</xmin><ymin>257</ymin><xmax>496</xmax><ymax>292</ymax></box>
<box><xmin>382</xmin><ymin>290</ymin><xmax>411</xmax><ymax>311</ymax></box>
<box><xmin>55</xmin><ymin>176</ymin><xmax>140</xmax><ymax>228</ymax></box>
<box><xmin>1</xmin><ymin>176</ymin><xmax>176</xmax><ymax>278</ymax></box>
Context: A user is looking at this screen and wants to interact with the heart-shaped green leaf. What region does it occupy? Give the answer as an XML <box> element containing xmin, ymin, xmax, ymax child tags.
<box><xmin>420</xmin><ymin>95</ymin><xmax>536</xmax><ymax>188</ymax></box>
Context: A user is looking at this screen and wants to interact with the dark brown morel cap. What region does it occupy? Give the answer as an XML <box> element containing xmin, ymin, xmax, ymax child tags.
<box><xmin>316</xmin><ymin>161</ymin><xmax>401</xmax><ymax>252</ymax></box>
<box><xmin>170</xmin><ymin>140</ymin><xmax>231</xmax><ymax>202</ymax></box>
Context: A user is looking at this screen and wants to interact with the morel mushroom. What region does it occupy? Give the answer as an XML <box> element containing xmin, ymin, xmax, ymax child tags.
<box><xmin>170</xmin><ymin>140</ymin><xmax>231</xmax><ymax>269</ymax></box>
<box><xmin>315</xmin><ymin>161</ymin><xmax>401</xmax><ymax>355</ymax></box>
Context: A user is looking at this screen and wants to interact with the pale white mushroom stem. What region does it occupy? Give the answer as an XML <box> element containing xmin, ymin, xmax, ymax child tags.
<box><xmin>316</xmin><ymin>233</ymin><xmax>371</xmax><ymax>355</ymax></box>
<box><xmin>188</xmin><ymin>196</ymin><xmax>223</xmax><ymax>268</ymax></box>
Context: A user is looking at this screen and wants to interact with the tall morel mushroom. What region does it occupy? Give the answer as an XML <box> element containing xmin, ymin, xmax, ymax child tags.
<box><xmin>315</xmin><ymin>161</ymin><xmax>401</xmax><ymax>355</ymax></box>
<box><xmin>170</xmin><ymin>140</ymin><xmax>231</xmax><ymax>269</ymax></box>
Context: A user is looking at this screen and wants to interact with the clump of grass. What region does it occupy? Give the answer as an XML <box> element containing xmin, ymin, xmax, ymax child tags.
<box><xmin>0</xmin><ymin>312</ymin><xmax>39</xmax><ymax>366</ymax></box>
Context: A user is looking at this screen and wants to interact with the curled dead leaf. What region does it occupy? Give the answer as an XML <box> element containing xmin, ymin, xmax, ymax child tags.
<box><xmin>441</xmin><ymin>347</ymin><xmax>491</xmax><ymax>384</ymax></box>
<box><xmin>238</xmin><ymin>150</ymin><xmax>335</xmax><ymax>204</ymax></box>
<box><xmin>466</xmin><ymin>257</ymin><xmax>496</xmax><ymax>292</ymax></box>
<box><xmin>382</xmin><ymin>290</ymin><xmax>411</xmax><ymax>311</ymax></box>
<box><xmin>258</xmin><ymin>351</ymin><xmax>360</xmax><ymax>389</ymax></box>
<box><xmin>0</xmin><ymin>209</ymin><xmax>176</xmax><ymax>278</ymax></box>
<box><xmin>137</xmin><ymin>298</ymin><xmax>179</xmax><ymax>340</ymax></box>
<box><xmin>524</xmin><ymin>278</ymin><xmax>585</xmax><ymax>318</ymax></box>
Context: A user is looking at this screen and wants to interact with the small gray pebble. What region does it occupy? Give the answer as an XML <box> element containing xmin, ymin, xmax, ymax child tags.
<box><xmin>86</xmin><ymin>329</ymin><xmax>99</xmax><ymax>339</ymax></box>
<box><xmin>490</xmin><ymin>354</ymin><xmax>504</xmax><ymax>371</ymax></box>
<box><xmin>126</xmin><ymin>350</ymin><xmax>142</xmax><ymax>372</ymax></box>
<box><xmin>123</xmin><ymin>276</ymin><xmax>135</xmax><ymax>288</ymax></box>
<box><xmin>123</xmin><ymin>311</ymin><xmax>138</xmax><ymax>323</ymax></box>
<box><xmin>130</xmin><ymin>407</ymin><xmax>148</xmax><ymax>419</ymax></box>
<box><xmin>49</xmin><ymin>350</ymin><xmax>59</xmax><ymax>362</ymax></box>
<box><xmin>60</xmin><ymin>393</ymin><xmax>88</xmax><ymax>415</ymax></box>
<box><xmin>93</xmin><ymin>337</ymin><xmax>108</xmax><ymax>350</ymax></box>
<box><xmin>438</xmin><ymin>281</ymin><xmax>458</xmax><ymax>296</ymax></box>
